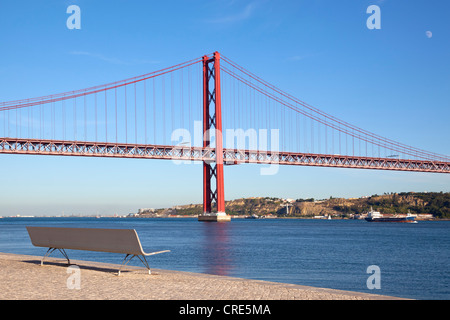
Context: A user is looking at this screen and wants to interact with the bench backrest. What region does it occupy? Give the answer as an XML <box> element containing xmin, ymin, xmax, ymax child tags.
<box><xmin>26</xmin><ymin>227</ymin><xmax>145</xmax><ymax>256</ymax></box>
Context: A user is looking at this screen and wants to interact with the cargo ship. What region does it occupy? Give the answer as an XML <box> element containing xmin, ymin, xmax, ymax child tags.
<box><xmin>365</xmin><ymin>207</ymin><xmax>416</xmax><ymax>223</ymax></box>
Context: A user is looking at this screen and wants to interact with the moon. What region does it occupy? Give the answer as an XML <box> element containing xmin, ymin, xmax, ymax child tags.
<box><xmin>426</xmin><ymin>31</ymin><xmax>432</xmax><ymax>38</ymax></box>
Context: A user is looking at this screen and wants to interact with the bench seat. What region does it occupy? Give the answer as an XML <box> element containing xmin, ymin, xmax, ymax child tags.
<box><xmin>26</xmin><ymin>226</ymin><xmax>170</xmax><ymax>275</ymax></box>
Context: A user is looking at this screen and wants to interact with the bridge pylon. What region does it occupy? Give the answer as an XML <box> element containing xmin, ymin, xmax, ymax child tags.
<box><xmin>198</xmin><ymin>52</ymin><xmax>230</xmax><ymax>222</ymax></box>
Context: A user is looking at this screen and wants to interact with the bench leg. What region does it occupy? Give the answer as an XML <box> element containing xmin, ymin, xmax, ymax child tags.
<box><xmin>58</xmin><ymin>248</ymin><xmax>71</xmax><ymax>265</ymax></box>
<box><xmin>41</xmin><ymin>248</ymin><xmax>56</xmax><ymax>266</ymax></box>
<box><xmin>117</xmin><ymin>254</ymin><xmax>151</xmax><ymax>276</ymax></box>
<box><xmin>136</xmin><ymin>255</ymin><xmax>151</xmax><ymax>275</ymax></box>
<box><xmin>118</xmin><ymin>254</ymin><xmax>134</xmax><ymax>276</ymax></box>
<box><xmin>41</xmin><ymin>248</ymin><xmax>70</xmax><ymax>266</ymax></box>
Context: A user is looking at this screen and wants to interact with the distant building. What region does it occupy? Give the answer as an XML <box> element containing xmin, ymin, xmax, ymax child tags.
<box><xmin>417</xmin><ymin>214</ymin><xmax>433</xmax><ymax>220</ymax></box>
<box><xmin>138</xmin><ymin>208</ymin><xmax>155</xmax><ymax>214</ymax></box>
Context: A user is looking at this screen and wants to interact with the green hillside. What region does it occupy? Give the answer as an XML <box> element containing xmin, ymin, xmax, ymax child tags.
<box><xmin>146</xmin><ymin>192</ymin><xmax>450</xmax><ymax>219</ymax></box>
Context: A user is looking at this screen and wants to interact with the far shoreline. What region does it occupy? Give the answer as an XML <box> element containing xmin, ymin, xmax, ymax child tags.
<box><xmin>1</xmin><ymin>215</ymin><xmax>447</xmax><ymax>221</ymax></box>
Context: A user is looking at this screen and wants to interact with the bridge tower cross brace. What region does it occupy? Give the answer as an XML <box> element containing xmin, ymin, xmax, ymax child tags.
<box><xmin>199</xmin><ymin>52</ymin><xmax>230</xmax><ymax>222</ymax></box>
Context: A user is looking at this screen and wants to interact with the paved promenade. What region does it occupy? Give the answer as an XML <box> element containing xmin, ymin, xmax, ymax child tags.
<box><xmin>0</xmin><ymin>253</ymin><xmax>404</xmax><ymax>300</ymax></box>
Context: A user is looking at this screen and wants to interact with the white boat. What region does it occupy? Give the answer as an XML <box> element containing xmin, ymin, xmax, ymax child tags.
<box><xmin>245</xmin><ymin>214</ymin><xmax>264</xmax><ymax>219</ymax></box>
<box><xmin>365</xmin><ymin>207</ymin><xmax>416</xmax><ymax>223</ymax></box>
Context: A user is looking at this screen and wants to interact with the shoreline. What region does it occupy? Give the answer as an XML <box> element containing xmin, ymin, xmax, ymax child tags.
<box><xmin>0</xmin><ymin>252</ymin><xmax>406</xmax><ymax>300</ymax></box>
<box><xmin>0</xmin><ymin>215</ymin><xmax>445</xmax><ymax>221</ymax></box>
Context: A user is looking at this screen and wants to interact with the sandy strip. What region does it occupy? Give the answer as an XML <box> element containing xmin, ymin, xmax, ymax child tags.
<box><xmin>0</xmin><ymin>252</ymin><xmax>405</xmax><ymax>300</ymax></box>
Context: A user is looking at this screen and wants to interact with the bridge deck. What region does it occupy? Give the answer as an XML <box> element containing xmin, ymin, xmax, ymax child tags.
<box><xmin>1</xmin><ymin>138</ymin><xmax>449</xmax><ymax>173</ymax></box>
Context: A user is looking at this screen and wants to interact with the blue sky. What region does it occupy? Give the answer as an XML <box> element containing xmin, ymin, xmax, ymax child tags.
<box><xmin>0</xmin><ymin>0</ymin><xmax>449</xmax><ymax>216</ymax></box>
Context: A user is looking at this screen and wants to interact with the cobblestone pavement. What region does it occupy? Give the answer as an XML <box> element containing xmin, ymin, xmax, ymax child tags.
<box><xmin>0</xmin><ymin>253</ymin><xmax>404</xmax><ymax>300</ymax></box>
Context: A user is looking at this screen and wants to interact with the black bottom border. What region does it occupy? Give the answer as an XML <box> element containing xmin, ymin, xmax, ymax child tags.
<box><xmin>1</xmin><ymin>299</ymin><xmax>441</xmax><ymax>319</ymax></box>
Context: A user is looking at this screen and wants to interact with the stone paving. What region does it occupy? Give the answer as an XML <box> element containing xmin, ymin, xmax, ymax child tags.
<box><xmin>0</xmin><ymin>253</ymin><xmax>404</xmax><ymax>300</ymax></box>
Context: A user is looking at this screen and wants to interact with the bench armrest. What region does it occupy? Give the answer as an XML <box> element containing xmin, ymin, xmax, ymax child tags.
<box><xmin>143</xmin><ymin>250</ymin><xmax>171</xmax><ymax>256</ymax></box>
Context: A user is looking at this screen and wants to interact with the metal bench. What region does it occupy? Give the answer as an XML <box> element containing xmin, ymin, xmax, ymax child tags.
<box><xmin>26</xmin><ymin>226</ymin><xmax>170</xmax><ymax>275</ymax></box>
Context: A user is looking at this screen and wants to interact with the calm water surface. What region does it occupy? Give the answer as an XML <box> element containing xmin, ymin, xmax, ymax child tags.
<box><xmin>0</xmin><ymin>217</ymin><xmax>448</xmax><ymax>300</ymax></box>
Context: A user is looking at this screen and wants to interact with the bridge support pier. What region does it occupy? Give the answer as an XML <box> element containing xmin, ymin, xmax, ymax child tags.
<box><xmin>198</xmin><ymin>52</ymin><xmax>230</xmax><ymax>222</ymax></box>
<box><xmin>198</xmin><ymin>212</ymin><xmax>231</xmax><ymax>222</ymax></box>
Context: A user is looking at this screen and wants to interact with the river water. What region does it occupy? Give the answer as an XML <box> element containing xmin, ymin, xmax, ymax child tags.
<box><xmin>0</xmin><ymin>217</ymin><xmax>448</xmax><ymax>300</ymax></box>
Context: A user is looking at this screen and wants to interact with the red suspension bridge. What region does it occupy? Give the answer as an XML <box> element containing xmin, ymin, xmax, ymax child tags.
<box><xmin>1</xmin><ymin>52</ymin><xmax>449</xmax><ymax>221</ymax></box>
